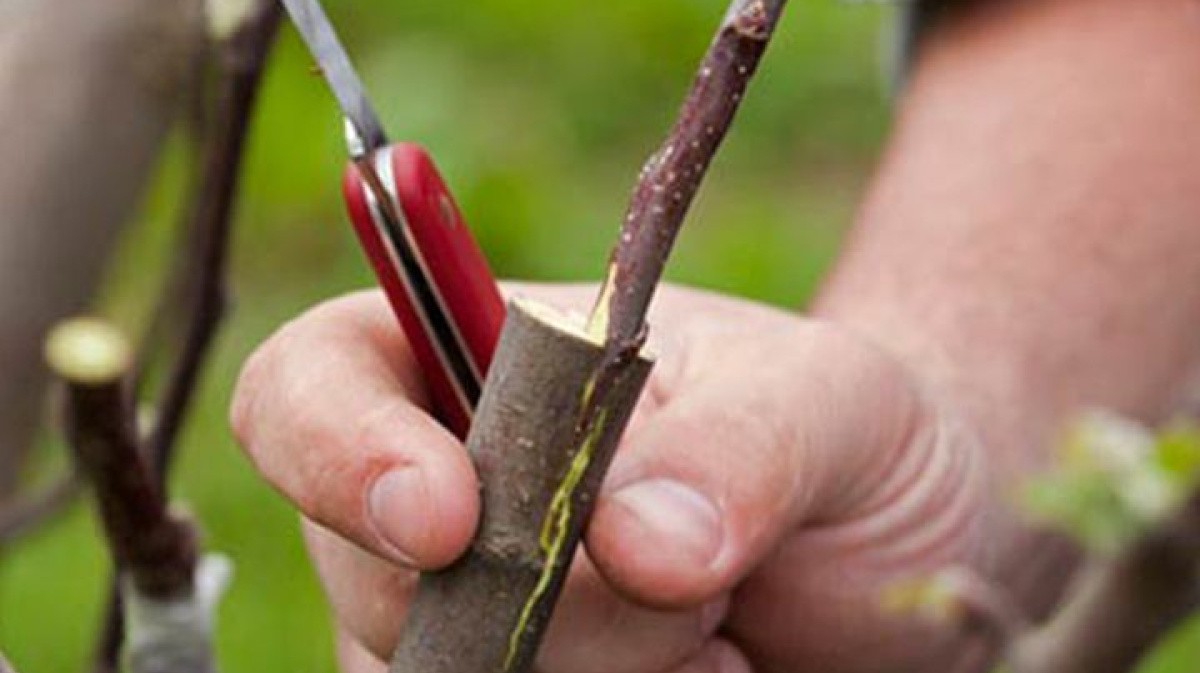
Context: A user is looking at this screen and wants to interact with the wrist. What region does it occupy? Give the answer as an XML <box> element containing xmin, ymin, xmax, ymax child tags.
<box><xmin>809</xmin><ymin>291</ymin><xmax>1060</xmax><ymax>480</ymax></box>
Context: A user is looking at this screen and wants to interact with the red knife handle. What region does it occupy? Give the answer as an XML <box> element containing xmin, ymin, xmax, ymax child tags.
<box><xmin>342</xmin><ymin>143</ymin><xmax>505</xmax><ymax>438</ymax></box>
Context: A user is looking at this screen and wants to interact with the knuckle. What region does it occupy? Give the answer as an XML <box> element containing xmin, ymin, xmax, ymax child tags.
<box><xmin>229</xmin><ymin>338</ymin><xmax>276</xmax><ymax>448</ymax></box>
<box><xmin>229</xmin><ymin>309</ymin><xmax>319</xmax><ymax>447</ymax></box>
<box><xmin>293</xmin><ymin>399</ymin><xmax>400</xmax><ymax>527</ymax></box>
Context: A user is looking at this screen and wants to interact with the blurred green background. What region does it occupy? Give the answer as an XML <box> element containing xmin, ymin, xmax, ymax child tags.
<box><xmin>2</xmin><ymin>0</ymin><xmax>1196</xmax><ymax>671</ymax></box>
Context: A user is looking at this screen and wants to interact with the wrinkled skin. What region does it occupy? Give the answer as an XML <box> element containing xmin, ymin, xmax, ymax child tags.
<box><xmin>232</xmin><ymin>284</ymin><xmax>993</xmax><ymax>673</ymax></box>
<box><xmin>232</xmin><ymin>0</ymin><xmax>1200</xmax><ymax>670</ymax></box>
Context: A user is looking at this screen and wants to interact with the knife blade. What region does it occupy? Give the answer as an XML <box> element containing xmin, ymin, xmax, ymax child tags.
<box><xmin>279</xmin><ymin>0</ymin><xmax>505</xmax><ymax>437</ymax></box>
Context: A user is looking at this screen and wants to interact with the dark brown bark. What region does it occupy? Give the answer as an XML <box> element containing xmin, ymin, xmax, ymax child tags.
<box><xmin>92</xmin><ymin>588</ymin><xmax>125</xmax><ymax>673</ymax></box>
<box><xmin>390</xmin><ymin>298</ymin><xmax>652</xmax><ymax>673</ymax></box>
<box><xmin>589</xmin><ymin>0</ymin><xmax>789</xmax><ymax>343</ymax></box>
<box><xmin>1009</xmin><ymin>488</ymin><xmax>1200</xmax><ymax>673</ymax></box>
<box><xmin>0</xmin><ymin>0</ymin><xmax>202</xmax><ymax>512</ymax></box>
<box><xmin>60</xmin><ymin>372</ymin><xmax>197</xmax><ymax>599</ymax></box>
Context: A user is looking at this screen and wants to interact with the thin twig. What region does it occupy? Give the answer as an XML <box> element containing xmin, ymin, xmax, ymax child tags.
<box><xmin>390</xmin><ymin>4</ymin><xmax>788</xmax><ymax>670</ymax></box>
<box><xmin>0</xmin><ymin>467</ymin><xmax>82</xmax><ymax>546</ymax></box>
<box><xmin>90</xmin><ymin>587</ymin><xmax>124</xmax><ymax>673</ymax></box>
<box><xmin>144</xmin><ymin>0</ymin><xmax>283</xmax><ymax>478</ymax></box>
<box><xmin>588</xmin><ymin>0</ymin><xmax>789</xmax><ymax>343</ymax></box>
<box><xmin>132</xmin><ymin>27</ymin><xmax>217</xmax><ymax>396</ymax></box>
<box><xmin>90</xmin><ymin>5</ymin><xmax>283</xmax><ymax>671</ymax></box>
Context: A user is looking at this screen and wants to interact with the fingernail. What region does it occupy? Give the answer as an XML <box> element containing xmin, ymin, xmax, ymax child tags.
<box><xmin>610</xmin><ymin>479</ymin><xmax>722</xmax><ymax>569</ymax></box>
<box><xmin>367</xmin><ymin>468</ymin><xmax>427</xmax><ymax>565</ymax></box>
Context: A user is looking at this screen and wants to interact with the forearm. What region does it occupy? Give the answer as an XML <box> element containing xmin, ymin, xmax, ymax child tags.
<box><xmin>815</xmin><ymin>0</ymin><xmax>1200</xmax><ymax>469</ymax></box>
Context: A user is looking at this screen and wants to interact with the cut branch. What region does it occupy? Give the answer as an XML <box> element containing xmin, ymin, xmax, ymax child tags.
<box><xmin>391</xmin><ymin>2</ymin><xmax>789</xmax><ymax>672</ymax></box>
<box><xmin>390</xmin><ymin>299</ymin><xmax>652</xmax><ymax>673</ymax></box>
<box><xmin>589</xmin><ymin>0</ymin><xmax>789</xmax><ymax>343</ymax></box>
<box><xmin>47</xmin><ymin>319</ymin><xmax>198</xmax><ymax>599</ymax></box>
<box><xmin>93</xmin><ymin>4</ymin><xmax>283</xmax><ymax>669</ymax></box>
<box><xmin>0</xmin><ymin>468</ymin><xmax>81</xmax><ymax>546</ymax></box>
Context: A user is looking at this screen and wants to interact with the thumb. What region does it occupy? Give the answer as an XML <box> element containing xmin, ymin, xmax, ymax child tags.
<box><xmin>585</xmin><ymin>321</ymin><xmax>935</xmax><ymax>608</ymax></box>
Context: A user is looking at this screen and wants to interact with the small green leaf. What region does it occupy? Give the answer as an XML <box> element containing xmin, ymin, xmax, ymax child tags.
<box><xmin>1154</xmin><ymin>423</ymin><xmax>1200</xmax><ymax>482</ymax></box>
<box><xmin>1019</xmin><ymin>411</ymin><xmax>1199</xmax><ymax>553</ymax></box>
<box><xmin>207</xmin><ymin>0</ymin><xmax>257</xmax><ymax>42</ymax></box>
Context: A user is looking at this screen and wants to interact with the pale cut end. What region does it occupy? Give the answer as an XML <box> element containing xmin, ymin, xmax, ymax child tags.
<box><xmin>513</xmin><ymin>296</ymin><xmax>656</xmax><ymax>360</ymax></box>
<box><xmin>205</xmin><ymin>0</ymin><xmax>257</xmax><ymax>41</ymax></box>
<box><xmin>44</xmin><ymin>318</ymin><xmax>132</xmax><ymax>385</ymax></box>
<box><xmin>585</xmin><ymin>263</ymin><xmax>619</xmax><ymax>341</ymax></box>
<box><xmin>514</xmin><ymin>296</ymin><xmax>601</xmax><ymax>345</ymax></box>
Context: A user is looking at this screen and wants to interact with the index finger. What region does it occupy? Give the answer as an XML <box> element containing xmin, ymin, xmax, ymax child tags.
<box><xmin>230</xmin><ymin>290</ymin><xmax>480</xmax><ymax>568</ymax></box>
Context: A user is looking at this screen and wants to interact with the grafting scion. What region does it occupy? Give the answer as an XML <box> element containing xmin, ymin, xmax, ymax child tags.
<box><xmin>389</xmin><ymin>2</ymin><xmax>790</xmax><ymax>673</ymax></box>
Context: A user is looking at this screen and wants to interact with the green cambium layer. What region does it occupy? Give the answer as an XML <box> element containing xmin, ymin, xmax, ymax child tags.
<box><xmin>503</xmin><ymin>381</ymin><xmax>610</xmax><ymax>671</ymax></box>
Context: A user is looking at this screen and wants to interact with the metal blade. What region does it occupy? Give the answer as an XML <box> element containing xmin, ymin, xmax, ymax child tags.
<box><xmin>280</xmin><ymin>0</ymin><xmax>388</xmax><ymax>155</ymax></box>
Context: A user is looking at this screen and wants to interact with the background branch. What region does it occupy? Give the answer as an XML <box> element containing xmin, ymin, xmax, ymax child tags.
<box><xmin>0</xmin><ymin>0</ymin><xmax>203</xmax><ymax>507</ymax></box>
<box><xmin>47</xmin><ymin>320</ymin><xmax>198</xmax><ymax>599</ymax></box>
<box><xmin>143</xmin><ymin>0</ymin><xmax>283</xmax><ymax>477</ymax></box>
<box><xmin>951</xmin><ymin>570</ymin><xmax>1031</xmax><ymax>650</ymax></box>
<box><xmin>918</xmin><ymin>482</ymin><xmax>1200</xmax><ymax>673</ymax></box>
<box><xmin>90</xmin><ymin>3</ymin><xmax>283</xmax><ymax>670</ymax></box>
<box><xmin>1009</xmin><ymin>485</ymin><xmax>1200</xmax><ymax>673</ymax></box>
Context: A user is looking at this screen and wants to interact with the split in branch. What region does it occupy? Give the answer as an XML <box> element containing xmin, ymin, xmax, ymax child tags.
<box><xmin>90</xmin><ymin>2</ymin><xmax>282</xmax><ymax>668</ymax></box>
<box><xmin>389</xmin><ymin>2</ymin><xmax>791</xmax><ymax>673</ymax></box>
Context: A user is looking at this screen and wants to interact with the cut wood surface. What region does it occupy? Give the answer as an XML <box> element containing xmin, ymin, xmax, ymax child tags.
<box><xmin>390</xmin><ymin>298</ymin><xmax>653</xmax><ymax>673</ymax></box>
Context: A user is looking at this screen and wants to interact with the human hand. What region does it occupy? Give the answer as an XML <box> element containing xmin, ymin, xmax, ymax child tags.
<box><xmin>231</xmin><ymin>283</ymin><xmax>997</xmax><ymax>673</ymax></box>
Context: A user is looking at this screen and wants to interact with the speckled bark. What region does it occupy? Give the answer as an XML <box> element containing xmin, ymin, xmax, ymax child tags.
<box><xmin>390</xmin><ymin>298</ymin><xmax>652</xmax><ymax>673</ymax></box>
<box><xmin>591</xmin><ymin>0</ymin><xmax>789</xmax><ymax>344</ymax></box>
